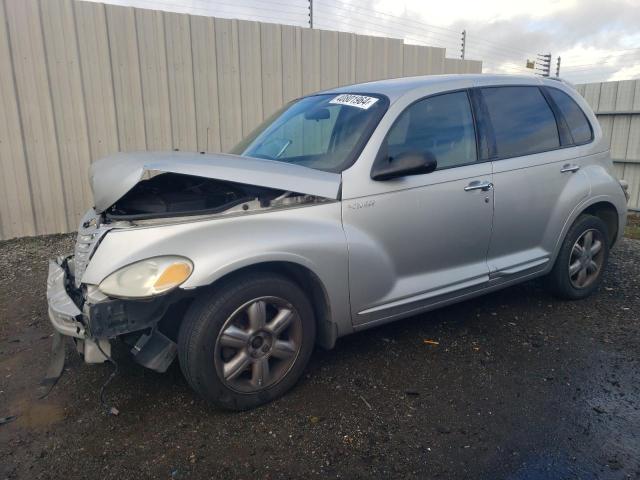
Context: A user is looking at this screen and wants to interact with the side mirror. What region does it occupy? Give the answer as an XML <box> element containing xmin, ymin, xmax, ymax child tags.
<box><xmin>371</xmin><ymin>151</ymin><xmax>437</xmax><ymax>181</ymax></box>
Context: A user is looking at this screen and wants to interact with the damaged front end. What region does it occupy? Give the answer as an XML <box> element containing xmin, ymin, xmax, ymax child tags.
<box><xmin>46</xmin><ymin>151</ymin><xmax>341</xmax><ymax>374</ymax></box>
<box><xmin>47</xmin><ymin>215</ymin><xmax>183</xmax><ymax>373</ymax></box>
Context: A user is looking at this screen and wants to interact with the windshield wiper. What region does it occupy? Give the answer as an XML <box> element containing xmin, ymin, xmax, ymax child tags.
<box><xmin>275</xmin><ymin>139</ymin><xmax>292</xmax><ymax>158</ymax></box>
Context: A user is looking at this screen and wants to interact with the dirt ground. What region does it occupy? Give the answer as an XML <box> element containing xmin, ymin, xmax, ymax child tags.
<box><xmin>1</xmin><ymin>231</ymin><xmax>639</xmax><ymax>480</ymax></box>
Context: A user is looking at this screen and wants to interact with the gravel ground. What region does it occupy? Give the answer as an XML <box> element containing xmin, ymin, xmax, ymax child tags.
<box><xmin>0</xmin><ymin>232</ymin><xmax>639</xmax><ymax>479</ymax></box>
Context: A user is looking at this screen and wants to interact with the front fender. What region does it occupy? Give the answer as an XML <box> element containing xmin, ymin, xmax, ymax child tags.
<box><xmin>83</xmin><ymin>203</ymin><xmax>352</xmax><ymax>336</ymax></box>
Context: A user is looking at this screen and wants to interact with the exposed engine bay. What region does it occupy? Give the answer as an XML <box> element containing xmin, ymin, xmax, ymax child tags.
<box><xmin>104</xmin><ymin>173</ymin><xmax>324</xmax><ymax>221</ymax></box>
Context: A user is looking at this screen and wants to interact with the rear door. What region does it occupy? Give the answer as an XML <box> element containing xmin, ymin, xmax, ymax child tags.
<box><xmin>479</xmin><ymin>85</ymin><xmax>591</xmax><ymax>277</ymax></box>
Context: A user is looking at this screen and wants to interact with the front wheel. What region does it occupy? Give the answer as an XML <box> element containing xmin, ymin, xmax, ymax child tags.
<box><xmin>178</xmin><ymin>273</ymin><xmax>316</xmax><ymax>410</ymax></box>
<box><xmin>547</xmin><ymin>214</ymin><xmax>610</xmax><ymax>300</ymax></box>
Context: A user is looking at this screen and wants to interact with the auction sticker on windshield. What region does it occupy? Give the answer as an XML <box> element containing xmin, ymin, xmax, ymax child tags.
<box><xmin>329</xmin><ymin>94</ymin><xmax>379</xmax><ymax>109</ymax></box>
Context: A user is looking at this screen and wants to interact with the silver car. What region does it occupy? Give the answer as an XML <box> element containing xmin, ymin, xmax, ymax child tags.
<box><xmin>46</xmin><ymin>74</ymin><xmax>628</xmax><ymax>410</ymax></box>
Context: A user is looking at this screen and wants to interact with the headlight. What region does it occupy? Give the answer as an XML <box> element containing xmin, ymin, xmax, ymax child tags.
<box><xmin>99</xmin><ymin>256</ymin><xmax>193</xmax><ymax>298</ymax></box>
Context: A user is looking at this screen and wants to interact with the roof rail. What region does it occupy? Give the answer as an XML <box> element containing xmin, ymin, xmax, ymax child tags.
<box><xmin>543</xmin><ymin>76</ymin><xmax>576</xmax><ymax>89</ymax></box>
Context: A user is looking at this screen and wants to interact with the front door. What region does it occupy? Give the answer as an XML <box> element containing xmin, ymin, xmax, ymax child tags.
<box><xmin>343</xmin><ymin>90</ymin><xmax>494</xmax><ymax>326</ymax></box>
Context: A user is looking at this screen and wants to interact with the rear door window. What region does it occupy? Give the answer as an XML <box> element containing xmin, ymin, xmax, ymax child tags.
<box><xmin>547</xmin><ymin>88</ymin><xmax>593</xmax><ymax>145</ymax></box>
<box><xmin>480</xmin><ymin>86</ymin><xmax>560</xmax><ymax>159</ymax></box>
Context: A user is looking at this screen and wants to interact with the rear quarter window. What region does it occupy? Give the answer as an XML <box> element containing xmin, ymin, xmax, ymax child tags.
<box><xmin>480</xmin><ymin>86</ymin><xmax>560</xmax><ymax>159</ymax></box>
<box><xmin>547</xmin><ymin>88</ymin><xmax>593</xmax><ymax>145</ymax></box>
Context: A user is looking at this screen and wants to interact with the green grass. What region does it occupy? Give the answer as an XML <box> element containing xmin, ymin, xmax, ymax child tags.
<box><xmin>625</xmin><ymin>214</ymin><xmax>640</xmax><ymax>240</ymax></box>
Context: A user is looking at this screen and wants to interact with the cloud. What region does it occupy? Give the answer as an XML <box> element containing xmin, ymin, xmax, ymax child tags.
<box><xmin>609</xmin><ymin>64</ymin><xmax>640</xmax><ymax>81</ymax></box>
<box><xmin>339</xmin><ymin>0</ymin><xmax>640</xmax><ymax>82</ymax></box>
<box><xmin>397</xmin><ymin>0</ymin><xmax>640</xmax><ymax>82</ymax></box>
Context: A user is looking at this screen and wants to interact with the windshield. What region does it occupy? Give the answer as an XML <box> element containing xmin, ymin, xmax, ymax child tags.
<box><xmin>230</xmin><ymin>93</ymin><xmax>389</xmax><ymax>172</ymax></box>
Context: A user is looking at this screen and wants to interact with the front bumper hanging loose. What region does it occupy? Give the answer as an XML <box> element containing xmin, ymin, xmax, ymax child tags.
<box><xmin>46</xmin><ymin>258</ymin><xmax>85</xmax><ymax>339</ymax></box>
<box><xmin>46</xmin><ymin>256</ymin><xmax>111</xmax><ymax>364</ymax></box>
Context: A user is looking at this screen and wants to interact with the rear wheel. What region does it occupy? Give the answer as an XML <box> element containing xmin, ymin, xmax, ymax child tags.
<box><xmin>178</xmin><ymin>273</ymin><xmax>315</xmax><ymax>410</ymax></box>
<box><xmin>547</xmin><ymin>214</ymin><xmax>610</xmax><ymax>300</ymax></box>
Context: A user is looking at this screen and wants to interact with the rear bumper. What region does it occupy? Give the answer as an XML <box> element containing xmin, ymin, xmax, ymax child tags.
<box><xmin>46</xmin><ymin>258</ymin><xmax>86</xmax><ymax>339</ymax></box>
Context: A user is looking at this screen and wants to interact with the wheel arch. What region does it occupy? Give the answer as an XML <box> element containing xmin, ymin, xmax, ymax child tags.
<box><xmin>188</xmin><ymin>260</ymin><xmax>338</xmax><ymax>350</ymax></box>
<box><xmin>581</xmin><ymin>201</ymin><xmax>619</xmax><ymax>247</ymax></box>
<box><xmin>551</xmin><ymin>196</ymin><xmax>623</xmax><ymax>269</ymax></box>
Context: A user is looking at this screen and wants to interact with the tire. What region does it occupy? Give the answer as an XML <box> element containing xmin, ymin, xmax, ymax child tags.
<box><xmin>547</xmin><ymin>214</ymin><xmax>610</xmax><ymax>300</ymax></box>
<box><xmin>177</xmin><ymin>273</ymin><xmax>316</xmax><ymax>410</ymax></box>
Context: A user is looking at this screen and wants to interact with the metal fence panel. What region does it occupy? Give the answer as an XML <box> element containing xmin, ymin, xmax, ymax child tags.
<box><xmin>136</xmin><ymin>8</ymin><xmax>173</xmax><ymax>151</ymax></box>
<box><xmin>238</xmin><ymin>20</ymin><xmax>263</xmax><ymax>138</ymax></box>
<box><xmin>41</xmin><ymin>0</ymin><xmax>94</xmax><ymax>226</ymax></box>
<box><xmin>319</xmin><ymin>30</ymin><xmax>339</xmax><ymax>90</ymax></box>
<box><xmin>578</xmin><ymin>79</ymin><xmax>640</xmax><ymax>210</ymax></box>
<box><xmin>0</xmin><ymin>0</ymin><xmax>35</xmax><ymax>238</ymax></box>
<box><xmin>5</xmin><ymin>0</ymin><xmax>68</xmax><ymax>235</ymax></box>
<box><xmin>165</xmin><ymin>11</ymin><xmax>198</xmax><ymax>151</ymax></box>
<box><xmin>214</xmin><ymin>17</ymin><xmax>242</xmax><ymax>152</ymax></box>
<box><xmin>106</xmin><ymin>4</ymin><xmax>147</xmax><ymax>151</ymax></box>
<box><xmin>260</xmin><ymin>23</ymin><xmax>283</xmax><ymax>118</ymax></box>
<box><xmin>74</xmin><ymin>0</ymin><xmax>120</xmax><ymax>161</ymax></box>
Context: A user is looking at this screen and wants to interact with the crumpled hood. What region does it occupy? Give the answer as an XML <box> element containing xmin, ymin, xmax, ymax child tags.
<box><xmin>89</xmin><ymin>151</ymin><xmax>342</xmax><ymax>213</ymax></box>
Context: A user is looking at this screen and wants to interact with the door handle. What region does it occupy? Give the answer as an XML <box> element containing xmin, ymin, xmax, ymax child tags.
<box><xmin>561</xmin><ymin>164</ymin><xmax>580</xmax><ymax>173</ymax></box>
<box><xmin>464</xmin><ymin>180</ymin><xmax>493</xmax><ymax>192</ymax></box>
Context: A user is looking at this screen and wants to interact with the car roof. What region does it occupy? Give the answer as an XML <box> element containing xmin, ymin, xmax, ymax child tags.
<box><xmin>321</xmin><ymin>74</ymin><xmax>575</xmax><ymax>103</ymax></box>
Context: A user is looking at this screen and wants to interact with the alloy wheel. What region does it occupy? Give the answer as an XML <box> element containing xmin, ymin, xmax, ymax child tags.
<box><xmin>568</xmin><ymin>229</ymin><xmax>605</xmax><ymax>289</ymax></box>
<box><xmin>214</xmin><ymin>296</ymin><xmax>302</xmax><ymax>393</ymax></box>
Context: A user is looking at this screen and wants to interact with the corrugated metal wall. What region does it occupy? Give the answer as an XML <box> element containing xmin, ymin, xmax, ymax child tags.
<box><xmin>575</xmin><ymin>80</ymin><xmax>640</xmax><ymax>210</ymax></box>
<box><xmin>0</xmin><ymin>0</ymin><xmax>482</xmax><ymax>240</ymax></box>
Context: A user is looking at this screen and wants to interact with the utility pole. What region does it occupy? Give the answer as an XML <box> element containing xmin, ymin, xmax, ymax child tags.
<box><xmin>556</xmin><ymin>56</ymin><xmax>561</xmax><ymax>77</ymax></box>
<box><xmin>535</xmin><ymin>53</ymin><xmax>551</xmax><ymax>77</ymax></box>
<box><xmin>460</xmin><ymin>30</ymin><xmax>466</xmax><ymax>59</ymax></box>
<box><xmin>308</xmin><ymin>0</ymin><xmax>313</xmax><ymax>28</ymax></box>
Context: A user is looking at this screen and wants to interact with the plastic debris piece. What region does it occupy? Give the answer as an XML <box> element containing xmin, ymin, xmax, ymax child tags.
<box><xmin>38</xmin><ymin>332</ymin><xmax>66</xmax><ymax>399</ymax></box>
<box><xmin>359</xmin><ymin>395</ymin><xmax>372</xmax><ymax>410</ymax></box>
<box><xmin>0</xmin><ymin>416</ymin><xmax>18</xmax><ymax>426</ymax></box>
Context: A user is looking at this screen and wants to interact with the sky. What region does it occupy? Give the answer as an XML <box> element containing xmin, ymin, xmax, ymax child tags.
<box><xmin>84</xmin><ymin>0</ymin><xmax>640</xmax><ymax>84</ymax></box>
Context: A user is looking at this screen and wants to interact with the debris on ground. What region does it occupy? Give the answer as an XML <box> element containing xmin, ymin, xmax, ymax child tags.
<box><xmin>0</xmin><ymin>416</ymin><xmax>18</xmax><ymax>426</ymax></box>
<box><xmin>359</xmin><ymin>395</ymin><xmax>372</xmax><ymax>410</ymax></box>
